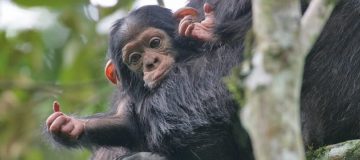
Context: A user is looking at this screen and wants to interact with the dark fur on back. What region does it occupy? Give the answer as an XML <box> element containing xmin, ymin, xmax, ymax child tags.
<box><xmin>300</xmin><ymin>0</ymin><xmax>360</xmax><ymax>148</ymax></box>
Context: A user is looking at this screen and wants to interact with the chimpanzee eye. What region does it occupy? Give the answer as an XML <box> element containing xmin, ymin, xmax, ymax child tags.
<box><xmin>129</xmin><ymin>52</ymin><xmax>142</xmax><ymax>65</ymax></box>
<box><xmin>149</xmin><ymin>37</ymin><xmax>161</xmax><ymax>48</ymax></box>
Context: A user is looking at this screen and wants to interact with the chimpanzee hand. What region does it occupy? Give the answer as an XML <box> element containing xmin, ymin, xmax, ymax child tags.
<box><xmin>46</xmin><ymin>101</ymin><xmax>85</xmax><ymax>140</ymax></box>
<box><xmin>175</xmin><ymin>3</ymin><xmax>215</xmax><ymax>42</ymax></box>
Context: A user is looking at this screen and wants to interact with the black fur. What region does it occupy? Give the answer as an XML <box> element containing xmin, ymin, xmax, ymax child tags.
<box><xmin>300</xmin><ymin>0</ymin><xmax>360</xmax><ymax>148</ymax></box>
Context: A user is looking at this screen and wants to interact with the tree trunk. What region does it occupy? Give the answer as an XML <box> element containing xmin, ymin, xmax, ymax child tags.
<box><xmin>236</xmin><ymin>0</ymin><xmax>338</xmax><ymax>159</ymax></box>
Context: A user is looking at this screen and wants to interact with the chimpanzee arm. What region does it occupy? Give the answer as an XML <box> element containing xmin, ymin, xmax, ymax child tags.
<box><xmin>81</xmin><ymin>112</ymin><xmax>138</xmax><ymax>147</ymax></box>
<box><xmin>46</xmin><ymin>95</ymin><xmax>138</xmax><ymax>149</ymax></box>
<box><xmin>47</xmin><ymin>112</ymin><xmax>138</xmax><ymax>149</ymax></box>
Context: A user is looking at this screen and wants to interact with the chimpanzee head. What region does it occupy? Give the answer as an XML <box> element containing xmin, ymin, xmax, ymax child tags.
<box><xmin>105</xmin><ymin>5</ymin><xmax>180</xmax><ymax>99</ymax></box>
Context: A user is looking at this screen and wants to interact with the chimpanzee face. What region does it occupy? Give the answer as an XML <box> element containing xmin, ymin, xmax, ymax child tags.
<box><xmin>105</xmin><ymin>27</ymin><xmax>176</xmax><ymax>89</ymax></box>
<box><xmin>121</xmin><ymin>27</ymin><xmax>175</xmax><ymax>88</ymax></box>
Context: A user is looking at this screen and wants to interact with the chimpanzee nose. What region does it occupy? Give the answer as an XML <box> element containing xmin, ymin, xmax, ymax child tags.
<box><xmin>144</xmin><ymin>55</ymin><xmax>160</xmax><ymax>72</ymax></box>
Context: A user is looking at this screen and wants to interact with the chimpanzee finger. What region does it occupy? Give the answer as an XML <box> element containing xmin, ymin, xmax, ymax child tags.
<box><xmin>61</xmin><ymin>121</ymin><xmax>75</xmax><ymax>134</ymax></box>
<box><xmin>179</xmin><ymin>16</ymin><xmax>193</xmax><ymax>36</ymax></box>
<box><xmin>69</xmin><ymin>122</ymin><xmax>84</xmax><ymax>139</ymax></box>
<box><xmin>202</xmin><ymin>3</ymin><xmax>215</xmax><ymax>25</ymax></box>
<box><xmin>179</xmin><ymin>22</ymin><xmax>191</xmax><ymax>36</ymax></box>
<box><xmin>53</xmin><ymin>101</ymin><xmax>60</xmax><ymax>112</ymax></box>
<box><xmin>49</xmin><ymin>115</ymin><xmax>69</xmax><ymax>133</ymax></box>
<box><xmin>185</xmin><ymin>24</ymin><xmax>195</xmax><ymax>37</ymax></box>
<box><xmin>46</xmin><ymin>112</ymin><xmax>64</xmax><ymax>128</ymax></box>
<box><xmin>204</xmin><ymin>3</ymin><xmax>214</xmax><ymax>15</ymax></box>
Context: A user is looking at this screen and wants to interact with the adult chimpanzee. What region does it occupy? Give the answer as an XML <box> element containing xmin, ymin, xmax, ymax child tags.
<box><xmin>184</xmin><ymin>0</ymin><xmax>360</xmax><ymax>150</ymax></box>
<box><xmin>46</xmin><ymin>5</ymin><xmax>253</xmax><ymax>160</ymax></box>
<box><xmin>299</xmin><ymin>0</ymin><xmax>360</xmax><ymax>148</ymax></box>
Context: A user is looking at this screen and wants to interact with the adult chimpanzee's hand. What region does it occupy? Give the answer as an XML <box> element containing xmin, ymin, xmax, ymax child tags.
<box><xmin>46</xmin><ymin>101</ymin><xmax>85</xmax><ymax>140</ymax></box>
<box><xmin>175</xmin><ymin>3</ymin><xmax>215</xmax><ymax>42</ymax></box>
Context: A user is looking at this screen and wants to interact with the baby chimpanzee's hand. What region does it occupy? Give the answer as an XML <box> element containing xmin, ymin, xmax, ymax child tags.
<box><xmin>46</xmin><ymin>101</ymin><xmax>85</xmax><ymax>140</ymax></box>
<box><xmin>175</xmin><ymin>3</ymin><xmax>216</xmax><ymax>42</ymax></box>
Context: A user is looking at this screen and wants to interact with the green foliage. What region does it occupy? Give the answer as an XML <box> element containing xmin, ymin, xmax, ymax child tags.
<box><xmin>0</xmin><ymin>1</ymin><xmax>134</xmax><ymax>159</ymax></box>
<box><xmin>225</xmin><ymin>29</ymin><xmax>255</xmax><ymax>108</ymax></box>
<box><xmin>225</xmin><ymin>67</ymin><xmax>246</xmax><ymax>107</ymax></box>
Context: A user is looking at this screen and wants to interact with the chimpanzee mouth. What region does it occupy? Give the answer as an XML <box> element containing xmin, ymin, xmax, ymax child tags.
<box><xmin>144</xmin><ymin>67</ymin><xmax>171</xmax><ymax>89</ymax></box>
<box><xmin>153</xmin><ymin>68</ymin><xmax>170</xmax><ymax>82</ymax></box>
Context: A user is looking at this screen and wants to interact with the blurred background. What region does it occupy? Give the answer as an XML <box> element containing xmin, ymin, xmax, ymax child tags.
<box><xmin>0</xmin><ymin>0</ymin><xmax>186</xmax><ymax>159</ymax></box>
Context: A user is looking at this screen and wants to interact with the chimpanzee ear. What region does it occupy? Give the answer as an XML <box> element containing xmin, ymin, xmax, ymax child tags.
<box><xmin>105</xmin><ymin>60</ymin><xmax>118</xmax><ymax>85</ymax></box>
<box><xmin>173</xmin><ymin>7</ymin><xmax>198</xmax><ymax>20</ymax></box>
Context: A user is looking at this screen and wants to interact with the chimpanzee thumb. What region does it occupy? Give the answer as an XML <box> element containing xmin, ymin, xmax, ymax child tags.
<box><xmin>53</xmin><ymin>101</ymin><xmax>61</xmax><ymax>112</ymax></box>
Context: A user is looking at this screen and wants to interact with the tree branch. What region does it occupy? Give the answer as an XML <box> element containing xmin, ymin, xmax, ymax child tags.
<box><xmin>307</xmin><ymin>140</ymin><xmax>360</xmax><ymax>159</ymax></box>
<box><xmin>157</xmin><ymin>0</ymin><xmax>165</xmax><ymax>7</ymax></box>
<box><xmin>300</xmin><ymin>0</ymin><xmax>339</xmax><ymax>55</ymax></box>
